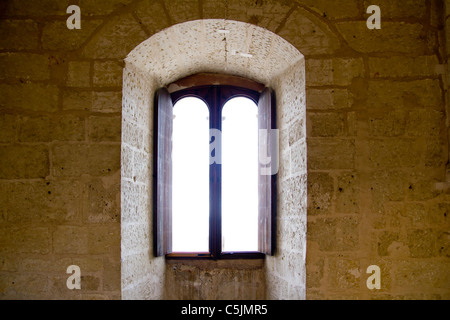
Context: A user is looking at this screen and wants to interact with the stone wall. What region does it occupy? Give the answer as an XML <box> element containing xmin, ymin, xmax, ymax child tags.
<box><xmin>0</xmin><ymin>0</ymin><xmax>449</xmax><ymax>300</ymax></box>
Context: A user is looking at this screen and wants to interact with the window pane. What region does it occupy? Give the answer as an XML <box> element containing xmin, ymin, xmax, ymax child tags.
<box><xmin>222</xmin><ymin>97</ymin><xmax>258</xmax><ymax>252</ymax></box>
<box><xmin>172</xmin><ymin>97</ymin><xmax>209</xmax><ymax>252</ymax></box>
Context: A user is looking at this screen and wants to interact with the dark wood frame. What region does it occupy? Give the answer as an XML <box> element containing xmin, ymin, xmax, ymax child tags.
<box><xmin>154</xmin><ymin>73</ymin><xmax>276</xmax><ymax>260</ymax></box>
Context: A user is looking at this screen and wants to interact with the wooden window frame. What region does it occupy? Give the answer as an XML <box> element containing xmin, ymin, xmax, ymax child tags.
<box><xmin>154</xmin><ymin>73</ymin><xmax>276</xmax><ymax>260</ymax></box>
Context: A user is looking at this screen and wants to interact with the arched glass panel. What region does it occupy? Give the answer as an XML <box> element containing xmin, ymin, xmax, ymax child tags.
<box><xmin>221</xmin><ymin>97</ymin><xmax>259</xmax><ymax>252</ymax></box>
<box><xmin>172</xmin><ymin>97</ymin><xmax>210</xmax><ymax>252</ymax></box>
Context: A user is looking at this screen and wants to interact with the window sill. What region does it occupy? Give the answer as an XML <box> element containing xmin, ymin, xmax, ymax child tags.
<box><xmin>166</xmin><ymin>252</ymin><xmax>265</xmax><ymax>260</ymax></box>
<box><xmin>166</xmin><ymin>256</ymin><xmax>265</xmax><ymax>270</ymax></box>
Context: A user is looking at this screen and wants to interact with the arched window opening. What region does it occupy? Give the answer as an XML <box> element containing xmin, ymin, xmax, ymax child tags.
<box><xmin>153</xmin><ymin>74</ymin><xmax>276</xmax><ymax>259</ymax></box>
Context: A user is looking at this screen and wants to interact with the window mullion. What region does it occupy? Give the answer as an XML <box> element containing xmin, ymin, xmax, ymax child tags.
<box><xmin>209</xmin><ymin>86</ymin><xmax>222</xmax><ymax>259</ymax></box>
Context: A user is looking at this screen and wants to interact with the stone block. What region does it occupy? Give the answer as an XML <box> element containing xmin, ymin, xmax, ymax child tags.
<box><xmin>336</xmin><ymin>22</ymin><xmax>425</xmax><ymax>54</ymax></box>
<box><xmin>367</xmin><ymin>79</ymin><xmax>442</xmax><ymax>109</ymax></box>
<box><xmin>88</xmin><ymin>116</ymin><xmax>122</xmax><ymax>142</ymax></box>
<box><xmin>307</xmin><ymin>172</ymin><xmax>334</xmax><ymax>216</ymax></box>
<box><xmin>62</xmin><ymin>90</ymin><xmax>92</xmax><ymax>111</ymax></box>
<box><xmin>377</xmin><ymin>231</ymin><xmax>400</xmax><ymax>256</ymax></box>
<box><xmin>306</xmin><ymin>88</ymin><xmax>351</xmax><ymax>110</ymax></box>
<box><xmin>278</xmin><ymin>8</ymin><xmax>340</xmax><ymax>55</ymax></box>
<box><xmin>425</xmin><ymin>137</ymin><xmax>445</xmax><ymax>167</ymax></box>
<box><xmin>369</xmin><ymin>109</ymin><xmax>407</xmax><ymax>137</ymax></box>
<box><xmin>19</xmin><ymin>115</ymin><xmax>85</xmax><ymax>142</ymax></box>
<box><xmin>363</xmin><ymin>0</ymin><xmax>427</xmax><ymax>19</ymax></box>
<box><xmin>92</xmin><ymin>91</ymin><xmax>122</xmax><ymax>113</ymax></box>
<box><xmin>0</xmin><ymin>145</ymin><xmax>49</xmax><ymax>179</ymax></box>
<box><xmin>308</xmin><ymin>112</ymin><xmax>345</xmax><ymax>137</ymax></box>
<box><xmin>308</xmin><ymin>138</ymin><xmax>355</xmax><ymax>170</ymax></box>
<box><xmin>405</xmin><ymin>109</ymin><xmax>443</xmax><ymax>137</ymax></box>
<box><xmin>42</xmin><ymin>20</ymin><xmax>103</xmax><ymax>51</ymax></box>
<box><xmin>407</xmin><ymin>229</ymin><xmax>439</xmax><ymax>258</ymax></box>
<box><xmin>82</xmin><ymin>14</ymin><xmax>147</xmax><ymax>59</ymax></box>
<box><xmin>80</xmin><ymin>0</ymin><xmax>134</xmax><ymax>16</ymax></box>
<box><xmin>0</xmin><ymin>20</ymin><xmax>39</xmax><ymax>50</ymax></box>
<box><xmin>53</xmin><ymin>226</ymin><xmax>89</xmax><ymax>254</ymax></box>
<box><xmin>370</xmin><ymin>169</ymin><xmax>407</xmax><ymax>203</ymax></box>
<box><xmin>307</xmin><ymin>216</ymin><xmax>359</xmax><ymax>251</ymax></box>
<box><xmin>0</xmin><ymin>83</ymin><xmax>59</xmax><ymax>112</ymax></box>
<box><xmin>0</xmin><ymin>227</ymin><xmax>51</xmax><ymax>254</ymax></box>
<box><xmin>306</xmin><ymin>58</ymin><xmax>364</xmax><ymax>86</ymax></box>
<box><xmin>299</xmin><ymin>0</ymin><xmax>359</xmax><ymax>19</ymax></box>
<box><xmin>0</xmin><ymin>114</ymin><xmax>18</xmax><ymax>143</ymax></box>
<box><xmin>288</xmin><ymin>117</ymin><xmax>305</xmax><ymax>146</ymax></box>
<box><xmin>82</xmin><ymin>175</ymin><xmax>120</xmax><ymax>223</ymax></box>
<box><xmin>1</xmin><ymin>180</ymin><xmax>81</xmax><ymax>223</ymax></box>
<box><xmin>395</xmin><ymin>260</ymin><xmax>450</xmax><ymax>289</ymax></box>
<box><xmin>290</xmin><ymin>140</ymin><xmax>307</xmax><ymax>175</ymax></box>
<box><xmin>336</xmin><ymin>172</ymin><xmax>359</xmax><ymax>213</ymax></box>
<box><xmin>3</xmin><ymin>0</ymin><xmax>71</xmax><ymax>16</ymax></box>
<box><xmin>67</xmin><ymin>61</ymin><xmax>91</xmax><ymax>87</ymax></box>
<box><xmin>93</xmin><ymin>61</ymin><xmax>123</xmax><ymax>87</ymax></box>
<box><xmin>369</xmin><ymin>56</ymin><xmax>439</xmax><ymax>78</ymax></box>
<box><xmin>327</xmin><ymin>257</ymin><xmax>361</xmax><ymax>290</ymax></box>
<box><xmin>87</xmin><ymin>225</ymin><xmax>120</xmax><ymax>255</ymax></box>
<box><xmin>52</xmin><ymin>143</ymin><xmax>120</xmax><ymax>177</ymax></box>
<box><xmin>133</xmin><ymin>0</ymin><xmax>169</xmax><ymax>36</ymax></box>
<box><xmin>368</xmin><ymin>138</ymin><xmax>422</xmax><ymax>167</ymax></box>
<box><xmin>0</xmin><ymin>53</ymin><xmax>50</xmax><ymax>80</ymax></box>
<box><xmin>203</xmin><ymin>0</ymin><xmax>292</xmax><ymax>32</ymax></box>
<box><xmin>427</xmin><ymin>203</ymin><xmax>450</xmax><ymax>227</ymax></box>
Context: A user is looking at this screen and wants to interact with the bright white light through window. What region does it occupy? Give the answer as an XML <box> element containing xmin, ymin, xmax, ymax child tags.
<box><xmin>222</xmin><ymin>97</ymin><xmax>259</xmax><ymax>252</ymax></box>
<box><xmin>172</xmin><ymin>97</ymin><xmax>209</xmax><ymax>252</ymax></box>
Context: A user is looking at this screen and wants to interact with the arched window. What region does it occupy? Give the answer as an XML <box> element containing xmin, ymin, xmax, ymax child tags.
<box><xmin>153</xmin><ymin>73</ymin><xmax>276</xmax><ymax>259</ymax></box>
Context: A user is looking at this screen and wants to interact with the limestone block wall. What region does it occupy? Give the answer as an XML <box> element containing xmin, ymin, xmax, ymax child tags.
<box><xmin>0</xmin><ymin>0</ymin><xmax>449</xmax><ymax>300</ymax></box>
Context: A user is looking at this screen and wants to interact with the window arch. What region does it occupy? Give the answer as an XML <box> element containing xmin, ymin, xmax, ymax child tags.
<box><xmin>153</xmin><ymin>73</ymin><xmax>277</xmax><ymax>259</ymax></box>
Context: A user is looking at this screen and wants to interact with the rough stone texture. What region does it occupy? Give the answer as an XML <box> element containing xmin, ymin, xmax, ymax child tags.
<box><xmin>0</xmin><ymin>0</ymin><xmax>449</xmax><ymax>301</ymax></box>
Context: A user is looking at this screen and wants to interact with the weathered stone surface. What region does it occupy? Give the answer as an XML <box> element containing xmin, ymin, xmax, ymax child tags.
<box><xmin>203</xmin><ymin>0</ymin><xmax>292</xmax><ymax>32</ymax></box>
<box><xmin>1</xmin><ymin>180</ymin><xmax>81</xmax><ymax>223</ymax></box>
<box><xmin>0</xmin><ymin>145</ymin><xmax>49</xmax><ymax>179</ymax></box>
<box><xmin>88</xmin><ymin>116</ymin><xmax>122</xmax><ymax>142</ymax></box>
<box><xmin>336</xmin><ymin>22</ymin><xmax>426</xmax><ymax>54</ymax></box>
<box><xmin>67</xmin><ymin>61</ymin><xmax>91</xmax><ymax>87</ymax></box>
<box><xmin>93</xmin><ymin>61</ymin><xmax>123</xmax><ymax>87</ymax></box>
<box><xmin>367</xmin><ymin>79</ymin><xmax>443</xmax><ymax>109</ymax></box>
<box><xmin>0</xmin><ymin>114</ymin><xmax>18</xmax><ymax>143</ymax></box>
<box><xmin>92</xmin><ymin>91</ymin><xmax>122</xmax><ymax>113</ymax></box>
<box><xmin>0</xmin><ymin>84</ymin><xmax>59</xmax><ymax>112</ymax></box>
<box><xmin>308</xmin><ymin>139</ymin><xmax>355</xmax><ymax>169</ymax></box>
<box><xmin>308</xmin><ymin>112</ymin><xmax>345</xmax><ymax>137</ymax></box>
<box><xmin>306</xmin><ymin>88</ymin><xmax>352</xmax><ymax>110</ymax></box>
<box><xmin>369</xmin><ymin>56</ymin><xmax>440</xmax><ymax>78</ymax></box>
<box><xmin>307</xmin><ymin>172</ymin><xmax>334</xmax><ymax>215</ymax></box>
<box><xmin>335</xmin><ymin>172</ymin><xmax>359</xmax><ymax>214</ymax></box>
<box><xmin>19</xmin><ymin>115</ymin><xmax>85</xmax><ymax>142</ymax></box>
<box><xmin>42</xmin><ymin>20</ymin><xmax>103</xmax><ymax>51</ymax></box>
<box><xmin>0</xmin><ymin>53</ymin><xmax>51</xmax><ymax>81</ymax></box>
<box><xmin>2</xmin><ymin>0</ymin><xmax>71</xmax><ymax>16</ymax></box>
<box><xmin>307</xmin><ymin>216</ymin><xmax>359</xmax><ymax>252</ymax></box>
<box><xmin>79</xmin><ymin>0</ymin><xmax>134</xmax><ymax>16</ymax></box>
<box><xmin>278</xmin><ymin>8</ymin><xmax>341</xmax><ymax>55</ymax></box>
<box><xmin>306</xmin><ymin>58</ymin><xmax>364</xmax><ymax>86</ymax></box>
<box><xmin>0</xmin><ymin>20</ymin><xmax>39</xmax><ymax>50</ymax></box>
<box><xmin>52</xmin><ymin>143</ymin><xmax>120</xmax><ymax>177</ymax></box>
<box><xmin>363</xmin><ymin>0</ymin><xmax>427</xmax><ymax>19</ymax></box>
<box><xmin>82</xmin><ymin>14</ymin><xmax>147</xmax><ymax>59</ymax></box>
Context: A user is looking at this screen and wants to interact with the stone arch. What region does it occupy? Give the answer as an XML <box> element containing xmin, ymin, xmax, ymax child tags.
<box><xmin>121</xmin><ymin>19</ymin><xmax>307</xmax><ymax>300</ymax></box>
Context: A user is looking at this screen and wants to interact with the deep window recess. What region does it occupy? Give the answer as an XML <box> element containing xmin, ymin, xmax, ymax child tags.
<box><xmin>153</xmin><ymin>74</ymin><xmax>277</xmax><ymax>259</ymax></box>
